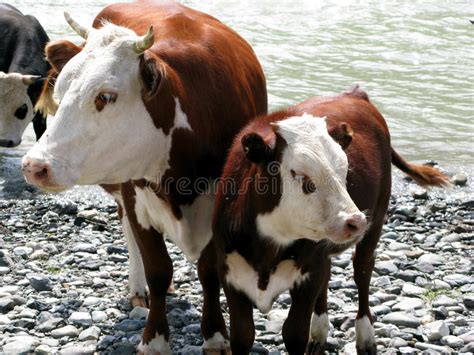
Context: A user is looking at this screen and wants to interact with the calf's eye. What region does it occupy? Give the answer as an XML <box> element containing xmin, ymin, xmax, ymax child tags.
<box><xmin>95</xmin><ymin>92</ymin><xmax>117</xmax><ymax>112</ymax></box>
<box><xmin>290</xmin><ymin>169</ymin><xmax>317</xmax><ymax>194</ymax></box>
<box><xmin>14</xmin><ymin>104</ymin><xmax>28</xmax><ymax>120</ymax></box>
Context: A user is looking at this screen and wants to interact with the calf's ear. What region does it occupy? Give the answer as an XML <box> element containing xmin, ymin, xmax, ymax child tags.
<box><xmin>241</xmin><ymin>130</ymin><xmax>276</xmax><ymax>163</ymax></box>
<box><xmin>139</xmin><ymin>52</ymin><xmax>167</xmax><ymax>100</ymax></box>
<box><xmin>45</xmin><ymin>40</ymin><xmax>83</xmax><ymax>73</ymax></box>
<box><xmin>328</xmin><ymin>122</ymin><xmax>353</xmax><ymax>150</ymax></box>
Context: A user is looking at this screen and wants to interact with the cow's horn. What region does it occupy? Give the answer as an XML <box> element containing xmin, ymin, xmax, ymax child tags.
<box><xmin>22</xmin><ymin>75</ymin><xmax>42</xmax><ymax>85</ymax></box>
<box><xmin>64</xmin><ymin>12</ymin><xmax>89</xmax><ymax>39</ymax></box>
<box><xmin>133</xmin><ymin>26</ymin><xmax>154</xmax><ymax>53</ymax></box>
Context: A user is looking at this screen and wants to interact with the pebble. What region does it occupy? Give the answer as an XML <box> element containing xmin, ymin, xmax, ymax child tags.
<box><xmin>69</xmin><ymin>312</ymin><xmax>93</xmax><ymax>327</ymax></box>
<box><xmin>27</xmin><ymin>274</ymin><xmax>53</xmax><ymax>292</ymax></box>
<box><xmin>440</xmin><ymin>335</ymin><xmax>464</xmax><ymax>348</ymax></box>
<box><xmin>422</xmin><ymin>320</ymin><xmax>449</xmax><ymax>341</ymax></box>
<box><xmin>417</xmin><ymin>253</ymin><xmax>445</xmax><ymax>265</ymax></box>
<box><xmin>382</xmin><ymin>312</ymin><xmax>421</xmax><ymax>328</ymax></box>
<box><xmin>79</xmin><ymin>326</ymin><xmax>101</xmax><ymax>341</ymax></box>
<box><xmin>129</xmin><ymin>306</ymin><xmax>149</xmax><ymax>320</ymax></box>
<box><xmin>392</xmin><ymin>297</ymin><xmax>425</xmax><ymax>311</ymax></box>
<box><xmin>51</xmin><ymin>325</ymin><xmax>80</xmax><ymax>338</ymax></box>
<box><xmin>2</xmin><ymin>336</ymin><xmax>39</xmax><ymax>353</ymax></box>
<box><xmin>452</xmin><ymin>173</ymin><xmax>467</xmax><ymax>186</ymax></box>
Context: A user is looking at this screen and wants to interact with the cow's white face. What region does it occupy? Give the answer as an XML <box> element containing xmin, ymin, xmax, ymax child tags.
<box><xmin>23</xmin><ymin>24</ymin><xmax>175</xmax><ymax>190</ymax></box>
<box><xmin>256</xmin><ymin>115</ymin><xmax>366</xmax><ymax>245</ymax></box>
<box><xmin>0</xmin><ymin>72</ymin><xmax>37</xmax><ymax>147</ymax></box>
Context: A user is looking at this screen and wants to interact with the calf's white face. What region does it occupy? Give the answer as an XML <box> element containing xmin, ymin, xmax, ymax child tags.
<box><xmin>254</xmin><ymin>115</ymin><xmax>366</xmax><ymax>245</ymax></box>
<box><xmin>22</xmin><ymin>23</ymin><xmax>174</xmax><ymax>190</ymax></box>
<box><xmin>0</xmin><ymin>72</ymin><xmax>39</xmax><ymax>147</ymax></box>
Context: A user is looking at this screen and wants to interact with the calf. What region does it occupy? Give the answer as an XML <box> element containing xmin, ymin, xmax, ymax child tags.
<box><xmin>22</xmin><ymin>1</ymin><xmax>267</xmax><ymax>353</ymax></box>
<box><xmin>212</xmin><ymin>86</ymin><xmax>449</xmax><ymax>354</ymax></box>
<box><xmin>0</xmin><ymin>3</ymin><xmax>49</xmax><ymax>147</ymax></box>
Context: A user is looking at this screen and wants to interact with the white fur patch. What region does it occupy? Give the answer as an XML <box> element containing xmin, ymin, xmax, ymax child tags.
<box><xmin>0</xmin><ymin>71</ymin><xmax>35</xmax><ymax>145</ymax></box>
<box><xmin>355</xmin><ymin>316</ymin><xmax>375</xmax><ymax>350</ymax></box>
<box><xmin>256</xmin><ymin>114</ymin><xmax>363</xmax><ymax>246</ymax></box>
<box><xmin>310</xmin><ymin>312</ymin><xmax>329</xmax><ymax>344</ymax></box>
<box><xmin>225</xmin><ymin>252</ymin><xmax>309</xmax><ymax>313</ymax></box>
<box><xmin>202</xmin><ymin>332</ymin><xmax>230</xmax><ymax>350</ymax></box>
<box><xmin>137</xmin><ymin>333</ymin><xmax>171</xmax><ymax>354</ymax></box>
<box><xmin>134</xmin><ymin>186</ymin><xmax>214</xmax><ymax>262</ymax></box>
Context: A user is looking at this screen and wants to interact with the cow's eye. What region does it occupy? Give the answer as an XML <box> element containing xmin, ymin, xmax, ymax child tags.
<box><xmin>14</xmin><ymin>104</ymin><xmax>28</xmax><ymax>120</ymax></box>
<box><xmin>95</xmin><ymin>92</ymin><xmax>117</xmax><ymax>112</ymax></box>
<box><xmin>290</xmin><ymin>169</ymin><xmax>316</xmax><ymax>194</ymax></box>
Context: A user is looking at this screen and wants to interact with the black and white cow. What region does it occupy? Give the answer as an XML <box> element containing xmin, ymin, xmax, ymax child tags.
<box><xmin>0</xmin><ymin>3</ymin><xmax>49</xmax><ymax>147</ymax></box>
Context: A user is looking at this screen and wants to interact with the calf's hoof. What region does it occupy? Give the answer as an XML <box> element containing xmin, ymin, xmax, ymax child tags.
<box><xmin>202</xmin><ymin>332</ymin><xmax>231</xmax><ymax>355</ymax></box>
<box><xmin>306</xmin><ymin>341</ymin><xmax>325</xmax><ymax>355</ymax></box>
<box><xmin>130</xmin><ymin>294</ymin><xmax>149</xmax><ymax>308</ymax></box>
<box><xmin>356</xmin><ymin>344</ymin><xmax>377</xmax><ymax>355</ymax></box>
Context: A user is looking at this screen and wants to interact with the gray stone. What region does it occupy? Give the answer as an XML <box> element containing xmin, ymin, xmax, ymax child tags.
<box><xmin>35</xmin><ymin>344</ymin><xmax>52</xmax><ymax>355</ymax></box>
<box><xmin>0</xmin><ymin>314</ymin><xmax>11</xmax><ymax>325</ymax></box>
<box><xmin>432</xmin><ymin>295</ymin><xmax>458</xmax><ymax>308</ymax></box>
<box><xmin>460</xmin><ymin>342</ymin><xmax>474</xmax><ymax>353</ymax></box>
<box><xmin>443</xmin><ymin>273</ymin><xmax>471</xmax><ymax>287</ymax></box>
<box><xmin>452</xmin><ymin>173</ymin><xmax>467</xmax><ymax>186</ymax></box>
<box><xmin>265</xmin><ymin>319</ymin><xmax>284</xmax><ymax>333</ymax></box>
<box><xmin>422</xmin><ymin>320</ymin><xmax>450</xmax><ymax>341</ymax></box>
<box><xmin>69</xmin><ymin>311</ymin><xmax>92</xmax><ymax>327</ymax></box>
<box><xmin>414</xmin><ymin>342</ymin><xmax>452</xmax><ymax>352</ymax></box>
<box><xmin>399</xmin><ymin>346</ymin><xmax>417</xmax><ymax>354</ymax></box>
<box><xmin>382</xmin><ymin>312</ymin><xmax>420</xmax><ymax>328</ymax></box>
<box><xmin>82</xmin><ymin>296</ymin><xmax>103</xmax><ymax>307</ymax></box>
<box><xmin>27</xmin><ymin>274</ymin><xmax>52</xmax><ymax>292</ymax></box>
<box><xmin>129</xmin><ymin>306</ymin><xmax>149</xmax><ymax>320</ymax></box>
<box><xmin>417</xmin><ymin>253</ymin><xmax>445</xmax><ymax>265</ymax></box>
<box><xmin>0</xmin><ymin>249</ymin><xmax>14</xmax><ymax>267</ymax></box>
<box><xmin>411</xmin><ymin>187</ymin><xmax>428</xmax><ymax>199</ymax></box>
<box><xmin>51</xmin><ymin>325</ymin><xmax>80</xmax><ymax>338</ymax></box>
<box><xmin>13</xmin><ymin>246</ymin><xmax>33</xmax><ymax>257</ymax></box>
<box><xmin>78</xmin><ymin>326</ymin><xmax>101</xmax><ymax>341</ymax></box>
<box><xmin>59</xmin><ymin>341</ymin><xmax>97</xmax><ymax>354</ymax></box>
<box><xmin>402</xmin><ymin>283</ymin><xmax>425</xmax><ymax>297</ymax></box>
<box><xmin>72</xmin><ymin>243</ymin><xmax>97</xmax><ymax>254</ymax></box>
<box><xmin>3</xmin><ymin>336</ymin><xmax>39</xmax><ymax>354</ymax></box>
<box><xmin>91</xmin><ymin>310</ymin><xmax>108</xmax><ymax>323</ymax></box>
<box><xmin>389</xmin><ymin>337</ymin><xmax>408</xmax><ymax>348</ymax></box>
<box><xmin>0</xmin><ymin>266</ymin><xmax>10</xmax><ymax>275</ymax></box>
<box><xmin>374</xmin><ymin>260</ymin><xmax>398</xmax><ymax>275</ymax></box>
<box><xmin>37</xmin><ymin>317</ymin><xmax>64</xmax><ymax>332</ymax></box>
<box><xmin>0</xmin><ymin>297</ymin><xmax>15</xmax><ymax>313</ymax></box>
<box><xmin>440</xmin><ymin>335</ymin><xmax>464</xmax><ymax>348</ymax></box>
<box><xmin>392</xmin><ymin>298</ymin><xmax>424</xmax><ymax>311</ymax></box>
<box><xmin>114</xmin><ymin>319</ymin><xmax>145</xmax><ymax>332</ymax></box>
<box><xmin>463</xmin><ymin>294</ymin><xmax>474</xmax><ymax>309</ymax></box>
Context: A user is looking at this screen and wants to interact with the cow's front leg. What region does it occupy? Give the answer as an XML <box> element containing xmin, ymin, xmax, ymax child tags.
<box><xmin>122</xmin><ymin>214</ymin><xmax>149</xmax><ymax>308</ymax></box>
<box><xmin>307</xmin><ymin>261</ymin><xmax>331</xmax><ymax>355</ymax></box>
<box><xmin>122</xmin><ymin>186</ymin><xmax>172</xmax><ymax>355</ymax></box>
<box><xmin>223</xmin><ymin>283</ymin><xmax>255</xmax><ymax>355</ymax></box>
<box><xmin>198</xmin><ymin>242</ymin><xmax>230</xmax><ymax>354</ymax></box>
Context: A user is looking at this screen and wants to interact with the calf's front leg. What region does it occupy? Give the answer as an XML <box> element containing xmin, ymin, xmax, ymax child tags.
<box><xmin>223</xmin><ymin>283</ymin><xmax>255</xmax><ymax>355</ymax></box>
<box><xmin>122</xmin><ymin>186</ymin><xmax>173</xmax><ymax>355</ymax></box>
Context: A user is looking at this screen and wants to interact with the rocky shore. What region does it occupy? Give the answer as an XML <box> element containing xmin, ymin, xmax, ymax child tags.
<box><xmin>0</xmin><ymin>171</ymin><xmax>473</xmax><ymax>354</ymax></box>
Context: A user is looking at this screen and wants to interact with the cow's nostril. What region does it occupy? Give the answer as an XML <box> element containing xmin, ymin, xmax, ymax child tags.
<box><xmin>346</xmin><ymin>222</ymin><xmax>359</xmax><ymax>233</ymax></box>
<box><xmin>34</xmin><ymin>167</ymin><xmax>49</xmax><ymax>180</ymax></box>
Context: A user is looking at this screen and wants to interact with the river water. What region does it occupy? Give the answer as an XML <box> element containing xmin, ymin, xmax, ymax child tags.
<box><xmin>1</xmin><ymin>0</ymin><xmax>473</xmax><ymax>198</ymax></box>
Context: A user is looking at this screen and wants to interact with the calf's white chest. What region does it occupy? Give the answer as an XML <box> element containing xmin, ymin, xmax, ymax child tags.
<box><xmin>134</xmin><ymin>186</ymin><xmax>214</xmax><ymax>262</ymax></box>
<box><xmin>225</xmin><ymin>252</ymin><xmax>309</xmax><ymax>313</ymax></box>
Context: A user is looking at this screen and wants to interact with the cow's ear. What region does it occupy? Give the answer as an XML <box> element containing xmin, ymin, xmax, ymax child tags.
<box><xmin>45</xmin><ymin>40</ymin><xmax>83</xmax><ymax>73</ymax></box>
<box><xmin>241</xmin><ymin>130</ymin><xmax>276</xmax><ymax>163</ymax></box>
<box><xmin>328</xmin><ymin>122</ymin><xmax>353</xmax><ymax>150</ymax></box>
<box><xmin>139</xmin><ymin>52</ymin><xmax>166</xmax><ymax>100</ymax></box>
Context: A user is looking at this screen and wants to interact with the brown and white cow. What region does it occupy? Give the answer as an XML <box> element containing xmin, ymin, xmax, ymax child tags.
<box><xmin>22</xmin><ymin>1</ymin><xmax>267</xmax><ymax>353</ymax></box>
<box><xmin>212</xmin><ymin>86</ymin><xmax>449</xmax><ymax>354</ymax></box>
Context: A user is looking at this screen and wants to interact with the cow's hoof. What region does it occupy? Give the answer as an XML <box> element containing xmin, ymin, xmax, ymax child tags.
<box><xmin>130</xmin><ymin>294</ymin><xmax>149</xmax><ymax>308</ymax></box>
<box><xmin>356</xmin><ymin>344</ymin><xmax>377</xmax><ymax>355</ymax></box>
<box><xmin>306</xmin><ymin>341</ymin><xmax>325</xmax><ymax>355</ymax></box>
